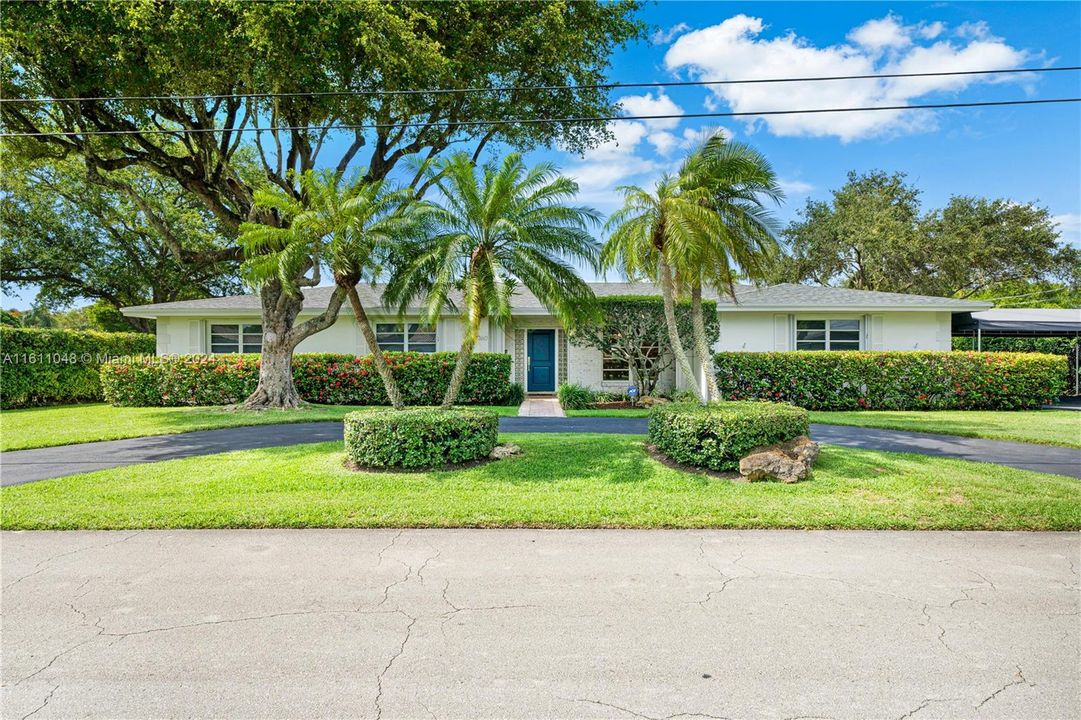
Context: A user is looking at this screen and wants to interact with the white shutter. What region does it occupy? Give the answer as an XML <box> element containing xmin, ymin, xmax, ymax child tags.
<box><xmin>773</xmin><ymin>314</ymin><xmax>790</xmax><ymax>351</ymax></box>
<box><xmin>870</xmin><ymin>314</ymin><xmax>885</xmax><ymax>351</ymax></box>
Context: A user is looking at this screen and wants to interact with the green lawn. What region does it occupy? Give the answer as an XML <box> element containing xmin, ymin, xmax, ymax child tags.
<box><xmin>566</xmin><ymin>406</ymin><xmax>1080</xmax><ymax>448</ymax></box>
<box><xmin>3</xmin><ymin>433</ymin><xmax>1077</xmax><ymax>531</ymax></box>
<box><xmin>565</xmin><ymin>407</ymin><xmax>651</xmax><ymax>417</ymax></box>
<box><xmin>808</xmin><ymin>409</ymin><xmax>1081</xmax><ymax>448</ymax></box>
<box><xmin>0</xmin><ymin>403</ymin><xmax>521</xmax><ymax>451</ymax></box>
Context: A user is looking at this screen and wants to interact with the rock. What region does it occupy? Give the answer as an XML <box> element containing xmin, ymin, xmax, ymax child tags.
<box><xmin>489</xmin><ymin>443</ymin><xmax>522</xmax><ymax>460</ymax></box>
<box><xmin>638</xmin><ymin>396</ymin><xmax>669</xmax><ymax>408</ymax></box>
<box><xmin>738</xmin><ymin>435</ymin><xmax>819</xmax><ymax>483</ymax></box>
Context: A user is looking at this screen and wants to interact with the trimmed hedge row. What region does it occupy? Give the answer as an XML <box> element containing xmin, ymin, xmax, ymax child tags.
<box><xmin>648</xmin><ymin>401</ymin><xmax>809</xmax><ymax>471</ymax></box>
<box><xmin>714</xmin><ymin>351</ymin><xmax>1067</xmax><ymax>411</ymax></box>
<box><xmin>100</xmin><ymin>352</ymin><xmax>522</xmax><ymax>407</ymax></box>
<box><xmin>344</xmin><ymin>408</ymin><xmax>499</xmax><ymax>468</ymax></box>
<box><xmin>1</xmin><ymin>327</ymin><xmax>155</xmax><ymax>408</ymax></box>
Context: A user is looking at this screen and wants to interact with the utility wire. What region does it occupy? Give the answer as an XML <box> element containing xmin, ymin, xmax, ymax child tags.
<box><xmin>2</xmin><ymin>65</ymin><xmax>1078</xmax><ymax>104</ymax></box>
<box><xmin>2</xmin><ymin>97</ymin><xmax>1078</xmax><ymax>138</ymax></box>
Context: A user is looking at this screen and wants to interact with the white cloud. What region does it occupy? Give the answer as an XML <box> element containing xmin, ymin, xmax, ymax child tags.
<box><xmin>664</xmin><ymin>13</ymin><xmax>1030</xmax><ymax>142</ymax></box>
<box><xmin>778</xmin><ymin>178</ymin><xmax>814</xmax><ymax>196</ymax></box>
<box><xmin>848</xmin><ymin>14</ymin><xmax>911</xmax><ymax>52</ymax></box>
<box><xmin>618</xmin><ymin>92</ymin><xmax>684</xmax><ymax>130</ymax></box>
<box><xmin>1052</xmin><ymin>213</ymin><xmax>1081</xmax><ymax>247</ymax></box>
<box><xmin>652</xmin><ymin>22</ymin><xmax>690</xmax><ymax>45</ymax></box>
<box><xmin>919</xmin><ymin>21</ymin><xmax>946</xmax><ymax>40</ymax></box>
<box><xmin>646</xmin><ymin>131</ymin><xmax>679</xmax><ymax>155</ymax></box>
<box><xmin>565</xmin><ymin>121</ymin><xmax>662</xmax><ymax>210</ymax></box>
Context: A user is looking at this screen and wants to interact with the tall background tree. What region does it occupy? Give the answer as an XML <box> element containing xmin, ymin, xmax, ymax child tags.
<box><xmin>1</xmin><ymin>155</ymin><xmax>242</xmax><ymax>332</ymax></box>
<box><xmin>772</xmin><ymin>170</ymin><xmax>1079</xmax><ymax>301</ymax></box>
<box><xmin>1</xmin><ymin>0</ymin><xmax>642</xmax><ymax>407</ymax></box>
<box><xmin>387</xmin><ymin>152</ymin><xmax>600</xmax><ymax>408</ymax></box>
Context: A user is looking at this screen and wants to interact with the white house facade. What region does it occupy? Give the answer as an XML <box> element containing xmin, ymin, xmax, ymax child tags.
<box><xmin>122</xmin><ymin>282</ymin><xmax>991</xmax><ymax>395</ymax></box>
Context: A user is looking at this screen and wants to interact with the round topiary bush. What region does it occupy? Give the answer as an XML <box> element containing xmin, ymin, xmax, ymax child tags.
<box><xmin>343</xmin><ymin>408</ymin><xmax>499</xmax><ymax>469</ymax></box>
<box><xmin>648</xmin><ymin>401</ymin><xmax>810</xmax><ymax>471</ymax></box>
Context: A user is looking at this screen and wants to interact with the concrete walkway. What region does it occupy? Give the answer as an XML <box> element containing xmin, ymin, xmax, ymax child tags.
<box><xmin>2</xmin><ymin>529</ymin><xmax>1078</xmax><ymax>719</ymax></box>
<box><xmin>516</xmin><ymin>396</ymin><xmax>565</xmax><ymax>417</ymax></box>
<box><xmin>2</xmin><ymin>418</ymin><xmax>1079</xmax><ymax>486</ymax></box>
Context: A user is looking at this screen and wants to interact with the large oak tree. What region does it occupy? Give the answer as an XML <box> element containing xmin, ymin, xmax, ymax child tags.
<box><xmin>772</xmin><ymin>170</ymin><xmax>1079</xmax><ymax>298</ymax></box>
<box><xmin>1</xmin><ymin>0</ymin><xmax>641</xmax><ymax>407</ymax></box>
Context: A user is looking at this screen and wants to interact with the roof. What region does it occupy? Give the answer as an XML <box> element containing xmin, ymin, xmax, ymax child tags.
<box><xmin>953</xmin><ymin>308</ymin><xmax>1081</xmax><ymax>335</ymax></box>
<box><xmin>121</xmin><ymin>282</ymin><xmax>990</xmax><ymax>318</ymax></box>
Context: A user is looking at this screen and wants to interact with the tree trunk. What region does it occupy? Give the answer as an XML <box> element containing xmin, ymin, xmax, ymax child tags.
<box><xmin>242</xmin><ymin>279</ymin><xmax>346</xmax><ymax>410</ymax></box>
<box><xmin>441</xmin><ymin>298</ymin><xmax>481</xmax><ymax>409</ymax></box>
<box><xmin>659</xmin><ymin>258</ymin><xmax>702</xmax><ymax>403</ymax></box>
<box><xmin>691</xmin><ymin>282</ymin><xmax>721</xmax><ymax>403</ymax></box>
<box><xmin>347</xmin><ymin>285</ymin><xmax>404</xmax><ymax>410</ymax></box>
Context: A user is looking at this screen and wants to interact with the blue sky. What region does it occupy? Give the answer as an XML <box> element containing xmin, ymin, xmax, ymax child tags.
<box><xmin>5</xmin><ymin>1</ymin><xmax>1079</xmax><ymax>307</ymax></box>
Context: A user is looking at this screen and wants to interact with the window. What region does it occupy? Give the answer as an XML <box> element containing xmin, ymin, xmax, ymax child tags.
<box><xmin>602</xmin><ymin>345</ymin><xmax>658</xmax><ymax>382</ymax></box>
<box><xmin>210</xmin><ymin>323</ymin><xmax>262</xmax><ymax>353</ymax></box>
<box><xmin>375</xmin><ymin>323</ymin><xmax>437</xmax><ymax>353</ymax></box>
<box><xmin>602</xmin><ymin>352</ymin><xmax>629</xmax><ymax>381</ymax></box>
<box><xmin>795</xmin><ymin>319</ymin><xmax>861</xmax><ymax>351</ymax></box>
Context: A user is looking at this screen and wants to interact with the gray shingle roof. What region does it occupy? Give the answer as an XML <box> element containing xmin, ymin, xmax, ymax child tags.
<box><xmin>122</xmin><ymin>281</ymin><xmax>989</xmax><ymax>316</ymax></box>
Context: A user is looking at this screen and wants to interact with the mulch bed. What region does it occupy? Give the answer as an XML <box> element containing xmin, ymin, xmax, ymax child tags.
<box><xmin>590</xmin><ymin>401</ymin><xmax>647</xmax><ymax>410</ymax></box>
<box><xmin>644</xmin><ymin>444</ymin><xmax>742</xmax><ymax>481</ymax></box>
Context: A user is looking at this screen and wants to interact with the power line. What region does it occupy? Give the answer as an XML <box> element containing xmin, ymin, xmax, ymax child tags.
<box><xmin>2</xmin><ymin>65</ymin><xmax>1078</xmax><ymax>105</ymax></box>
<box><xmin>2</xmin><ymin>97</ymin><xmax>1078</xmax><ymax>139</ymax></box>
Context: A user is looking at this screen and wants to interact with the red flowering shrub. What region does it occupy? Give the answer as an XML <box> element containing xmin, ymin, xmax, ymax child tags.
<box><xmin>713</xmin><ymin>351</ymin><xmax>1066</xmax><ymax>411</ymax></box>
<box><xmin>100</xmin><ymin>352</ymin><xmax>518</xmax><ymax>407</ymax></box>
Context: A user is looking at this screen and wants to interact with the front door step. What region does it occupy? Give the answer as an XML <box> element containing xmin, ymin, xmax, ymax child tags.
<box><xmin>517</xmin><ymin>397</ymin><xmax>565</xmax><ymax>418</ymax></box>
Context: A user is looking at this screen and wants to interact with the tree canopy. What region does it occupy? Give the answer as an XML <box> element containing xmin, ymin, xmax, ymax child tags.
<box><xmin>1</xmin><ymin>155</ymin><xmax>242</xmax><ymax>332</ymax></box>
<box><xmin>773</xmin><ymin>170</ymin><xmax>1079</xmax><ymax>299</ymax></box>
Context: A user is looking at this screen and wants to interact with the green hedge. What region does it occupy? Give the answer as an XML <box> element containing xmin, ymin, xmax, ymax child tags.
<box><xmin>714</xmin><ymin>351</ymin><xmax>1067</xmax><ymax>411</ymax></box>
<box><xmin>648</xmin><ymin>401</ymin><xmax>809</xmax><ymax>471</ymax></box>
<box><xmin>344</xmin><ymin>408</ymin><xmax>499</xmax><ymax>468</ymax></box>
<box><xmin>100</xmin><ymin>352</ymin><xmax>519</xmax><ymax>407</ymax></box>
<box><xmin>1</xmin><ymin>327</ymin><xmax>155</xmax><ymax>408</ymax></box>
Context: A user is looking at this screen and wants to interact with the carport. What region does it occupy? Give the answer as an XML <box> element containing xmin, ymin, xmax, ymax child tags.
<box><xmin>953</xmin><ymin>308</ymin><xmax>1081</xmax><ymax>396</ymax></box>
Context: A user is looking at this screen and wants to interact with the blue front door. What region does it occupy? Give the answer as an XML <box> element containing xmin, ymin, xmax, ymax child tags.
<box><xmin>527</xmin><ymin>329</ymin><xmax>556</xmax><ymax>392</ymax></box>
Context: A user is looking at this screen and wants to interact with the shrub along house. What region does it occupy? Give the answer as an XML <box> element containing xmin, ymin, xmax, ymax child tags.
<box><xmin>121</xmin><ymin>282</ymin><xmax>990</xmax><ymax>396</ymax></box>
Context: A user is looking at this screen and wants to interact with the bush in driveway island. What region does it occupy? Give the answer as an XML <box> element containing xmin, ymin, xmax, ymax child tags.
<box><xmin>714</xmin><ymin>351</ymin><xmax>1067</xmax><ymax>411</ymax></box>
<box><xmin>100</xmin><ymin>352</ymin><xmax>517</xmax><ymax>407</ymax></box>
<box><xmin>648</xmin><ymin>401</ymin><xmax>810</xmax><ymax>472</ymax></box>
<box><xmin>1</xmin><ymin>327</ymin><xmax>155</xmax><ymax>408</ymax></box>
<box><xmin>344</xmin><ymin>408</ymin><xmax>499</xmax><ymax>469</ymax></box>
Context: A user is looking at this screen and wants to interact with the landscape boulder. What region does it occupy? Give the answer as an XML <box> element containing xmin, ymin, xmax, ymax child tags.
<box><xmin>738</xmin><ymin>435</ymin><xmax>820</xmax><ymax>483</ymax></box>
<box><xmin>489</xmin><ymin>443</ymin><xmax>523</xmax><ymax>460</ymax></box>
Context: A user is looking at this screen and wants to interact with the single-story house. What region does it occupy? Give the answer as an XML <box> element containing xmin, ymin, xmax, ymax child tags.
<box><xmin>122</xmin><ymin>283</ymin><xmax>991</xmax><ymax>395</ymax></box>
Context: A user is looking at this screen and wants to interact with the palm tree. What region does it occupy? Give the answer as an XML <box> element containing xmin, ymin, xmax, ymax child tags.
<box><xmin>601</xmin><ymin>175</ymin><xmax>703</xmax><ymax>401</ymax></box>
<box><xmin>672</xmin><ymin>134</ymin><xmax>783</xmax><ymax>401</ymax></box>
<box><xmin>239</xmin><ymin>170</ymin><xmax>423</xmax><ymax>410</ymax></box>
<box><xmin>602</xmin><ymin>133</ymin><xmax>782</xmax><ymax>403</ymax></box>
<box><xmin>386</xmin><ymin>151</ymin><xmax>600</xmax><ymax>409</ymax></box>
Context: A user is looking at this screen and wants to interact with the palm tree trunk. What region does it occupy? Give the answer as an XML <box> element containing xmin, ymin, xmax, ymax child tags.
<box><xmin>441</xmin><ymin>297</ymin><xmax>481</xmax><ymax>409</ymax></box>
<box><xmin>691</xmin><ymin>281</ymin><xmax>721</xmax><ymax>403</ymax></box>
<box><xmin>347</xmin><ymin>286</ymin><xmax>404</xmax><ymax>410</ymax></box>
<box><xmin>659</xmin><ymin>257</ymin><xmax>702</xmax><ymax>403</ymax></box>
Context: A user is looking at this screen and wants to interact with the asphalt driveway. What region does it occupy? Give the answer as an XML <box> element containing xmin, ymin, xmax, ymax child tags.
<box><xmin>2</xmin><ymin>529</ymin><xmax>1078</xmax><ymax>719</ymax></box>
<box><xmin>3</xmin><ymin>417</ymin><xmax>1080</xmax><ymax>486</ymax></box>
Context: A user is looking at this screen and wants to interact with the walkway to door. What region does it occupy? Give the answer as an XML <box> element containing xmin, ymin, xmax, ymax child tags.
<box><xmin>516</xmin><ymin>396</ymin><xmax>565</xmax><ymax>417</ymax></box>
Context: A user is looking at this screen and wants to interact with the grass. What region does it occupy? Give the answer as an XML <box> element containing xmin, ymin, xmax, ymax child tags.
<box><xmin>808</xmin><ymin>409</ymin><xmax>1081</xmax><ymax>448</ymax></box>
<box><xmin>2</xmin><ymin>433</ymin><xmax>1077</xmax><ymax>530</ymax></box>
<box><xmin>565</xmin><ymin>408</ymin><xmax>651</xmax><ymax>417</ymax></box>
<box><xmin>566</xmin><ymin>406</ymin><xmax>1080</xmax><ymax>448</ymax></box>
<box><xmin>0</xmin><ymin>403</ymin><xmax>521</xmax><ymax>451</ymax></box>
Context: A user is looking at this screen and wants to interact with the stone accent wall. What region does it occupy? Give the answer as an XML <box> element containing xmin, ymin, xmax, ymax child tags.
<box><xmin>513</xmin><ymin>329</ymin><xmax>525</xmax><ymax>384</ymax></box>
<box><xmin>557</xmin><ymin>330</ymin><xmax>568</xmax><ymax>385</ymax></box>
